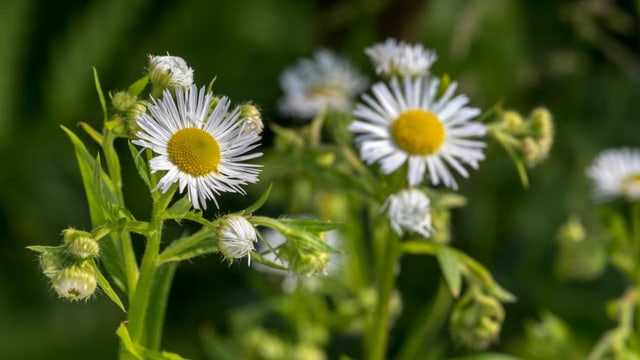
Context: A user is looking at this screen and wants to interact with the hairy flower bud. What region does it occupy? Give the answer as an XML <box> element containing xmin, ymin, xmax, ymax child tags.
<box><xmin>63</xmin><ymin>228</ymin><xmax>99</xmax><ymax>260</ymax></box>
<box><xmin>240</xmin><ymin>103</ymin><xmax>264</xmax><ymax>134</ymax></box>
<box><xmin>40</xmin><ymin>250</ymin><xmax>65</xmax><ymax>280</ymax></box>
<box><xmin>385</xmin><ymin>189</ymin><xmax>433</xmax><ymax>238</ymax></box>
<box><xmin>52</xmin><ymin>263</ymin><xmax>97</xmax><ymax>302</ymax></box>
<box><xmin>450</xmin><ymin>289</ymin><xmax>505</xmax><ymax>350</ymax></box>
<box><xmin>148</xmin><ymin>54</ymin><xmax>194</xmax><ymax>90</ymax></box>
<box><xmin>219</xmin><ymin>216</ymin><xmax>258</xmax><ymax>265</ymax></box>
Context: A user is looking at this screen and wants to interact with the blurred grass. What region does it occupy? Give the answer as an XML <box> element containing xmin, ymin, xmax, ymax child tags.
<box><xmin>0</xmin><ymin>0</ymin><xmax>639</xmax><ymax>358</ymax></box>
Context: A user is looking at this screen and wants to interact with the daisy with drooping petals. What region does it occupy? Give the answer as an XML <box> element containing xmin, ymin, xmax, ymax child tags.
<box><xmin>385</xmin><ymin>188</ymin><xmax>433</xmax><ymax>238</ymax></box>
<box><xmin>365</xmin><ymin>38</ymin><xmax>437</xmax><ymax>78</ymax></box>
<box><xmin>587</xmin><ymin>148</ymin><xmax>640</xmax><ymax>202</ymax></box>
<box><xmin>278</xmin><ymin>49</ymin><xmax>368</xmax><ymax>119</ymax></box>
<box><xmin>134</xmin><ymin>85</ymin><xmax>262</xmax><ymax>209</ymax></box>
<box><xmin>349</xmin><ymin>76</ymin><xmax>486</xmax><ymax>189</ymax></box>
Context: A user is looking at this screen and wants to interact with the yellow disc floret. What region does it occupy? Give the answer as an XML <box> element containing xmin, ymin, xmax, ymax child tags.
<box><xmin>167</xmin><ymin>128</ymin><xmax>221</xmax><ymax>176</ymax></box>
<box><xmin>391</xmin><ymin>109</ymin><xmax>445</xmax><ymax>155</ymax></box>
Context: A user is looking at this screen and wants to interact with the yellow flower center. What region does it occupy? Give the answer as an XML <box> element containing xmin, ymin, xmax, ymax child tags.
<box><xmin>307</xmin><ymin>83</ymin><xmax>345</xmax><ymax>99</ymax></box>
<box><xmin>167</xmin><ymin>128</ymin><xmax>221</xmax><ymax>176</ymax></box>
<box><xmin>391</xmin><ymin>109</ymin><xmax>445</xmax><ymax>155</ymax></box>
<box><xmin>622</xmin><ymin>173</ymin><xmax>640</xmax><ymax>196</ymax></box>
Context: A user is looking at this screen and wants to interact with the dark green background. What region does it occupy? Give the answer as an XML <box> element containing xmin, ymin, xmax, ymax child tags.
<box><xmin>1</xmin><ymin>0</ymin><xmax>639</xmax><ymax>358</ymax></box>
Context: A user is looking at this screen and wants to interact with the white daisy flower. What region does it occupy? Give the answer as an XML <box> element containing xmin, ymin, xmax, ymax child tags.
<box><xmin>385</xmin><ymin>189</ymin><xmax>433</xmax><ymax>237</ymax></box>
<box><xmin>134</xmin><ymin>85</ymin><xmax>262</xmax><ymax>209</ymax></box>
<box><xmin>349</xmin><ymin>76</ymin><xmax>486</xmax><ymax>189</ymax></box>
<box><xmin>148</xmin><ymin>54</ymin><xmax>194</xmax><ymax>89</ymax></box>
<box><xmin>587</xmin><ymin>148</ymin><xmax>640</xmax><ymax>202</ymax></box>
<box><xmin>278</xmin><ymin>49</ymin><xmax>368</xmax><ymax>119</ymax></box>
<box><xmin>219</xmin><ymin>216</ymin><xmax>258</xmax><ymax>265</ymax></box>
<box><xmin>365</xmin><ymin>38</ymin><xmax>437</xmax><ymax>78</ymax></box>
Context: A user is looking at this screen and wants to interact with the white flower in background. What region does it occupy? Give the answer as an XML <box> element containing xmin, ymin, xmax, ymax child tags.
<box><xmin>385</xmin><ymin>189</ymin><xmax>433</xmax><ymax>237</ymax></box>
<box><xmin>148</xmin><ymin>54</ymin><xmax>194</xmax><ymax>89</ymax></box>
<box><xmin>219</xmin><ymin>216</ymin><xmax>258</xmax><ymax>265</ymax></box>
<box><xmin>134</xmin><ymin>85</ymin><xmax>262</xmax><ymax>209</ymax></box>
<box><xmin>349</xmin><ymin>76</ymin><xmax>486</xmax><ymax>189</ymax></box>
<box><xmin>279</xmin><ymin>49</ymin><xmax>368</xmax><ymax>119</ymax></box>
<box><xmin>365</xmin><ymin>38</ymin><xmax>437</xmax><ymax>78</ymax></box>
<box><xmin>52</xmin><ymin>264</ymin><xmax>97</xmax><ymax>302</ymax></box>
<box><xmin>253</xmin><ymin>228</ymin><xmax>342</xmax><ymax>293</ymax></box>
<box><xmin>587</xmin><ymin>148</ymin><xmax>640</xmax><ymax>202</ymax></box>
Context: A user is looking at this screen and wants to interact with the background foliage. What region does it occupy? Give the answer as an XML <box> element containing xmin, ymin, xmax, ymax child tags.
<box><xmin>1</xmin><ymin>0</ymin><xmax>639</xmax><ymax>358</ymax></box>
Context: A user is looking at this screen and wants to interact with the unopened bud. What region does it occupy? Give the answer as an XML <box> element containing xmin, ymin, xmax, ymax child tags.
<box><xmin>501</xmin><ymin>110</ymin><xmax>524</xmax><ymax>132</ymax></box>
<box><xmin>148</xmin><ymin>54</ymin><xmax>194</xmax><ymax>90</ymax></box>
<box><xmin>240</xmin><ymin>104</ymin><xmax>264</xmax><ymax>134</ymax></box>
<box><xmin>111</xmin><ymin>91</ymin><xmax>138</xmax><ymax>113</ymax></box>
<box><xmin>40</xmin><ymin>250</ymin><xmax>65</xmax><ymax>280</ymax></box>
<box><xmin>290</xmin><ymin>248</ymin><xmax>330</xmax><ymax>276</ymax></box>
<box><xmin>450</xmin><ymin>290</ymin><xmax>505</xmax><ymax>350</ymax></box>
<box><xmin>63</xmin><ymin>228</ymin><xmax>99</xmax><ymax>260</ymax></box>
<box><xmin>52</xmin><ymin>263</ymin><xmax>97</xmax><ymax>302</ymax></box>
<box><xmin>219</xmin><ymin>216</ymin><xmax>258</xmax><ymax>265</ymax></box>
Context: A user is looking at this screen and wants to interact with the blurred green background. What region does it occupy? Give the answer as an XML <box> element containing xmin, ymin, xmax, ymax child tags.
<box><xmin>1</xmin><ymin>0</ymin><xmax>639</xmax><ymax>358</ymax></box>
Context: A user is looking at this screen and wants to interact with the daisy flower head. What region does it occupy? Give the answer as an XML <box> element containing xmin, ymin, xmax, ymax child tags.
<box><xmin>349</xmin><ymin>76</ymin><xmax>486</xmax><ymax>189</ymax></box>
<box><xmin>219</xmin><ymin>215</ymin><xmax>258</xmax><ymax>265</ymax></box>
<box><xmin>148</xmin><ymin>54</ymin><xmax>194</xmax><ymax>89</ymax></box>
<box><xmin>133</xmin><ymin>85</ymin><xmax>262</xmax><ymax>210</ymax></box>
<box><xmin>385</xmin><ymin>188</ymin><xmax>433</xmax><ymax>238</ymax></box>
<box><xmin>365</xmin><ymin>38</ymin><xmax>437</xmax><ymax>78</ymax></box>
<box><xmin>278</xmin><ymin>49</ymin><xmax>368</xmax><ymax>119</ymax></box>
<box><xmin>587</xmin><ymin>148</ymin><xmax>640</xmax><ymax>202</ymax></box>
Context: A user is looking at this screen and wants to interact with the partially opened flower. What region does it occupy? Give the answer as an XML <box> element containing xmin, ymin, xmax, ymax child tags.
<box><xmin>587</xmin><ymin>148</ymin><xmax>640</xmax><ymax>202</ymax></box>
<box><xmin>134</xmin><ymin>85</ymin><xmax>262</xmax><ymax>209</ymax></box>
<box><xmin>385</xmin><ymin>189</ymin><xmax>433</xmax><ymax>237</ymax></box>
<box><xmin>148</xmin><ymin>54</ymin><xmax>194</xmax><ymax>89</ymax></box>
<box><xmin>349</xmin><ymin>76</ymin><xmax>486</xmax><ymax>189</ymax></box>
<box><xmin>365</xmin><ymin>38</ymin><xmax>437</xmax><ymax>78</ymax></box>
<box><xmin>279</xmin><ymin>49</ymin><xmax>368</xmax><ymax>119</ymax></box>
<box><xmin>219</xmin><ymin>215</ymin><xmax>258</xmax><ymax>265</ymax></box>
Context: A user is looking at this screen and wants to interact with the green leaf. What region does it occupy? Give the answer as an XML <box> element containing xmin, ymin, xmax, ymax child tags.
<box><xmin>401</xmin><ymin>240</ymin><xmax>438</xmax><ymax>256</ymax></box>
<box><xmin>277</xmin><ymin>218</ymin><xmax>341</xmax><ymax>234</ymax></box>
<box><xmin>158</xmin><ymin>230</ymin><xmax>218</xmax><ymax>264</ymax></box>
<box><xmin>165</xmin><ymin>195</ymin><xmax>193</xmax><ymax>219</ymax></box>
<box><xmin>128</xmin><ymin>142</ymin><xmax>152</xmax><ymax>190</ymax></box>
<box><xmin>243</xmin><ymin>183</ymin><xmax>272</xmax><ymax>214</ymax></box>
<box><xmin>93</xmin><ymin>67</ymin><xmax>108</xmax><ymax>121</ymax></box>
<box><xmin>116</xmin><ymin>322</ymin><xmax>142</xmax><ymax>359</ymax></box>
<box><xmin>78</xmin><ymin>122</ymin><xmax>103</xmax><ymax>144</ymax></box>
<box><xmin>26</xmin><ymin>245</ymin><xmax>59</xmax><ymax>253</ymax></box>
<box><xmin>436</xmin><ymin>246</ymin><xmax>462</xmax><ymax>298</ymax></box>
<box><xmin>91</xmin><ymin>262</ymin><xmax>126</xmax><ymax>312</ymax></box>
<box><xmin>128</xmin><ymin>76</ymin><xmax>149</xmax><ymax>96</ymax></box>
<box><xmin>116</xmin><ymin>322</ymin><xmax>190</xmax><ymax>360</ymax></box>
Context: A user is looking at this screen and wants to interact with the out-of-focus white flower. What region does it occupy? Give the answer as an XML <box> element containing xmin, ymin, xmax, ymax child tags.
<box><xmin>365</xmin><ymin>38</ymin><xmax>437</xmax><ymax>78</ymax></box>
<box><xmin>385</xmin><ymin>189</ymin><xmax>433</xmax><ymax>237</ymax></box>
<box><xmin>349</xmin><ymin>76</ymin><xmax>485</xmax><ymax>189</ymax></box>
<box><xmin>279</xmin><ymin>49</ymin><xmax>367</xmax><ymax>119</ymax></box>
<box><xmin>587</xmin><ymin>148</ymin><xmax>640</xmax><ymax>202</ymax></box>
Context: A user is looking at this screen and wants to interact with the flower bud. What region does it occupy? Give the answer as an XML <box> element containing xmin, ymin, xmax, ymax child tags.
<box><xmin>219</xmin><ymin>216</ymin><xmax>258</xmax><ymax>265</ymax></box>
<box><xmin>40</xmin><ymin>250</ymin><xmax>65</xmax><ymax>280</ymax></box>
<box><xmin>450</xmin><ymin>289</ymin><xmax>505</xmax><ymax>350</ymax></box>
<box><xmin>148</xmin><ymin>54</ymin><xmax>194</xmax><ymax>90</ymax></box>
<box><xmin>385</xmin><ymin>189</ymin><xmax>433</xmax><ymax>238</ymax></box>
<box><xmin>288</xmin><ymin>247</ymin><xmax>330</xmax><ymax>276</ymax></box>
<box><xmin>240</xmin><ymin>103</ymin><xmax>264</xmax><ymax>134</ymax></box>
<box><xmin>111</xmin><ymin>91</ymin><xmax>138</xmax><ymax>113</ymax></box>
<box><xmin>500</xmin><ymin>110</ymin><xmax>524</xmax><ymax>132</ymax></box>
<box><xmin>52</xmin><ymin>263</ymin><xmax>97</xmax><ymax>302</ymax></box>
<box><xmin>63</xmin><ymin>228</ymin><xmax>99</xmax><ymax>260</ymax></box>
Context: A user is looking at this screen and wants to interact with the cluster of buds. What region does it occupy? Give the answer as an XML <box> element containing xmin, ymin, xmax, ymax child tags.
<box><xmin>278</xmin><ymin>241</ymin><xmax>330</xmax><ymax>276</ymax></box>
<box><xmin>33</xmin><ymin>228</ymin><xmax>100</xmax><ymax>302</ymax></box>
<box><xmin>493</xmin><ymin>108</ymin><xmax>554</xmax><ymax>168</ymax></box>
<box><xmin>449</xmin><ymin>286</ymin><xmax>505</xmax><ymax>350</ymax></box>
<box><xmin>110</xmin><ymin>90</ymin><xmax>147</xmax><ymax>136</ymax></box>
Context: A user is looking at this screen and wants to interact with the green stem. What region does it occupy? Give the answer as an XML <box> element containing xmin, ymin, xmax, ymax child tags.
<box><xmin>631</xmin><ymin>202</ymin><xmax>640</xmax><ymax>337</ymax></box>
<box><xmin>143</xmin><ymin>262</ymin><xmax>178</xmax><ymax>350</ymax></box>
<box><xmin>396</xmin><ymin>279</ymin><xmax>453</xmax><ymax>360</ymax></box>
<box><xmin>125</xmin><ymin>187</ymin><xmax>175</xmax><ymax>351</ymax></box>
<box><xmin>367</xmin><ymin>218</ymin><xmax>400</xmax><ymax>360</ymax></box>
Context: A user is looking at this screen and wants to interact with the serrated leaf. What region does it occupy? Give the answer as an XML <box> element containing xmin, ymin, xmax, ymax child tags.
<box><xmin>128</xmin><ymin>142</ymin><xmax>152</xmax><ymax>190</ymax></box>
<box><xmin>91</xmin><ymin>262</ymin><xmax>126</xmax><ymax>312</ymax></box>
<box><xmin>128</xmin><ymin>76</ymin><xmax>149</xmax><ymax>96</ymax></box>
<box><xmin>93</xmin><ymin>67</ymin><xmax>107</xmax><ymax>121</ymax></box>
<box><xmin>243</xmin><ymin>183</ymin><xmax>272</xmax><ymax>214</ymax></box>
<box><xmin>436</xmin><ymin>246</ymin><xmax>462</xmax><ymax>298</ymax></box>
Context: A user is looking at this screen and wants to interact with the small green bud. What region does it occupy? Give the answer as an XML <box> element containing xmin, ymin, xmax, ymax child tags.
<box><xmin>218</xmin><ymin>216</ymin><xmax>258</xmax><ymax>265</ymax></box>
<box><xmin>450</xmin><ymin>289</ymin><xmax>505</xmax><ymax>350</ymax></box>
<box><xmin>239</xmin><ymin>103</ymin><xmax>264</xmax><ymax>134</ymax></box>
<box><xmin>111</xmin><ymin>91</ymin><xmax>138</xmax><ymax>113</ymax></box>
<box><xmin>148</xmin><ymin>54</ymin><xmax>194</xmax><ymax>90</ymax></box>
<box><xmin>501</xmin><ymin>110</ymin><xmax>524</xmax><ymax>131</ymax></box>
<box><xmin>63</xmin><ymin>228</ymin><xmax>99</xmax><ymax>260</ymax></box>
<box><xmin>40</xmin><ymin>250</ymin><xmax>65</xmax><ymax>280</ymax></box>
<box><xmin>52</xmin><ymin>263</ymin><xmax>97</xmax><ymax>302</ymax></box>
<box><xmin>556</xmin><ymin>216</ymin><xmax>586</xmax><ymax>244</ymax></box>
<box><xmin>290</xmin><ymin>249</ymin><xmax>330</xmax><ymax>276</ymax></box>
